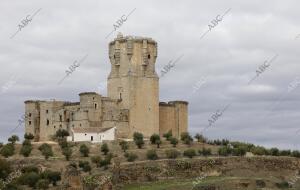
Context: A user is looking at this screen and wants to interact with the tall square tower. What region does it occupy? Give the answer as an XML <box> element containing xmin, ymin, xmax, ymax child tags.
<box><xmin>107</xmin><ymin>33</ymin><xmax>159</xmax><ymax>138</ymax></box>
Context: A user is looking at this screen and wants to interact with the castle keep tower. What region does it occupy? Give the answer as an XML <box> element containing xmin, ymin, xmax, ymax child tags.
<box><xmin>107</xmin><ymin>33</ymin><xmax>159</xmax><ymax>138</ymax></box>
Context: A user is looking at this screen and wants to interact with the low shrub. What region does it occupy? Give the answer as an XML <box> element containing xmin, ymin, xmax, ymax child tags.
<box><xmin>147</xmin><ymin>149</ymin><xmax>158</xmax><ymax>160</ymax></box>
<box><xmin>78</xmin><ymin>161</ymin><xmax>91</xmax><ymax>172</ymax></box>
<box><xmin>165</xmin><ymin>149</ymin><xmax>180</xmax><ymax>159</ymax></box>
<box><xmin>199</xmin><ymin>148</ymin><xmax>212</xmax><ymax>156</ymax></box>
<box><xmin>0</xmin><ymin>143</ymin><xmax>15</xmax><ymax>158</ymax></box>
<box><xmin>183</xmin><ymin>149</ymin><xmax>196</xmax><ymax>158</ymax></box>
<box><xmin>20</xmin><ymin>145</ymin><xmax>32</xmax><ymax>157</ymax></box>
<box><xmin>218</xmin><ymin>146</ymin><xmax>232</xmax><ymax>156</ymax></box>
<box><xmin>124</xmin><ymin>152</ymin><xmax>138</xmax><ymax>162</ymax></box>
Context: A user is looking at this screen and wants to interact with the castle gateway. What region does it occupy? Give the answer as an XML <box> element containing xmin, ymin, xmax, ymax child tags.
<box><xmin>25</xmin><ymin>33</ymin><xmax>188</xmax><ymax>142</ymax></box>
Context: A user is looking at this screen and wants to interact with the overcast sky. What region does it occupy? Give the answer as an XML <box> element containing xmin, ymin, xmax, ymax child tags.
<box><xmin>0</xmin><ymin>0</ymin><xmax>299</xmax><ymax>149</ymax></box>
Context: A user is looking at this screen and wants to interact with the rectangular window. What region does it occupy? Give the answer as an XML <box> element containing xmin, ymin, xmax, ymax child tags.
<box><xmin>59</xmin><ymin>115</ymin><xmax>62</xmax><ymax>122</ymax></box>
<box><xmin>29</xmin><ymin>121</ymin><xmax>31</xmax><ymax>125</ymax></box>
<box><xmin>46</xmin><ymin>110</ymin><xmax>48</xmax><ymax>114</ymax></box>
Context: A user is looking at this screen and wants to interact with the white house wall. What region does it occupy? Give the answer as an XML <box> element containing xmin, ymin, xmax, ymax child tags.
<box><xmin>67</xmin><ymin>127</ymin><xmax>115</xmax><ymax>143</ymax></box>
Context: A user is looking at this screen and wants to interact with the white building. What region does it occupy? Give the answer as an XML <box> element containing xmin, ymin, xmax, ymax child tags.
<box><xmin>67</xmin><ymin>127</ymin><xmax>115</xmax><ymax>143</ymax></box>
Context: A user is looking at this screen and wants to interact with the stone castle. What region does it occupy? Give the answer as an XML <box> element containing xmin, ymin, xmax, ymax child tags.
<box><xmin>25</xmin><ymin>33</ymin><xmax>188</xmax><ymax>142</ymax></box>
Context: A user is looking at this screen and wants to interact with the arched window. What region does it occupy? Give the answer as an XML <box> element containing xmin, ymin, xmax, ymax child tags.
<box><xmin>46</xmin><ymin>119</ymin><xmax>49</xmax><ymax>126</ymax></box>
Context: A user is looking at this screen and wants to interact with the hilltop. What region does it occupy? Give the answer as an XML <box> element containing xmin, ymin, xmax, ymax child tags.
<box><xmin>1</xmin><ymin>132</ymin><xmax>300</xmax><ymax>190</ymax></box>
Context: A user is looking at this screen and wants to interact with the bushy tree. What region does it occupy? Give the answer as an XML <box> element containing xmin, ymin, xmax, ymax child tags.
<box><xmin>38</xmin><ymin>143</ymin><xmax>53</xmax><ymax>160</ymax></box>
<box><xmin>79</xmin><ymin>144</ymin><xmax>89</xmax><ymax>157</ymax></box>
<box><xmin>62</xmin><ymin>147</ymin><xmax>72</xmax><ymax>161</ymax></box>
<box><xmin>213</xmin><ymin>139</ymin><xmax>222</xmax><ymax>145</ymax></box>
<box><xmin>58</xmin><ymin>138</ymin><xmax>68</xmax><ymax>149</ymax></box>
<box><xmin>199</xmin><ymin>148</ymin><xmax>212</xmax><ymax>156</ymax></box>
<box><xmin>183</xmin><ymin>149</ymin><xmax>196</xmax><ymax>158</ymax></box>
<box><xmin>155</xmin><ymin>139</ymin><xmax>161</xmax><ymax>148</ymax></box>
<box><xmin>20</xmin><ymin>172</ymin><xmax>40</xmax><ymax>187</ymax></box>
<box><xmin>20</xmin><ymin>139</ymin><xmax>32</xmax><ymax>157</ymax></box>
<box><xmin>124</xmin><ymin>152</ymin><xmax>138</xmax><ymax>162</ymax></box>
<box><xmin>101</xmin><ymin>143</ymin><xmax>109</xmax><ymax>155</ymax></box>
<box><xmin>8</xmin><ymin>135</ymin><xmax>19</xmax><ymax>144</ymax></box>
<box><xmin>146</xmin><ymin>149</ymin><xmax>158</xmax><ymax>160</ymax></box>
<box><xmin>22</xmin><ymin>139</ymin><xmax>31</xmax><ymax>146</ymax></box>
<box><xmin>99</xmin><ymin>153</ymin><xmax>113</xmax><ymax>169</ymax></box>
<box><xmin>24</xmin><ymin>133</ymin><xmax>34</xmax><ymax>140</ymax></box>
<box><xmin>119</xmin><ymin>140</ymin><xmax>129</xmax><ymax>152</ymax></box>
<box><xmin>250</xmin><ymin>146</ymin><xmax>267</xmax><ymax>155</ymax></box>
<box><xmin>194</xmin><ymin>133</ymin><xmax>206</xmax><ymax>143</ymax></box>
<box><xmin>181</xmin><ymin>132</ymin><xmax>193</xmax><ymax>145</ymax></box>
<box><xmin>46</xmin><ymin>171</ymin><xmax>61</xmax><ymax>186</ymax></box>
<box><xmin>20</xmin><ymin>145</ymin><xmax>32</xmax><ymax>157</ymax></box>
<box><xmin>0</xmin><ymin>143</ymin><xmax>15</xmax><ymax>158</ymax></box>
<box><xmin>181</xmin><ymin>132</ymin><xmax>190</xmax><ymax>141</ymax></box>
<box><xmin>221</xmin><ymin>139</ymin><xmax>230</xmax><ymax>146</ymax></box>
<box><xmin>21</xmin><ymin>165</ymin><xmax>39</xmax><ymax>173</ymax></box>
<box><xmin>269</xmin><ymin>148</ymin><xmax>279</xmax><ymax>156</ymax></box>
<box><xmin>40</xmin><ymin>170</ymin><xmax>61</xmax><ymax>186</ymax></box>
<box><xmin>163</xmin><ymin>130</ymin><xmax>172</xmax><ymax>141</ymax></box>
<box><xmin>133</xmin><ymin>132</ymin><xmax>144</xmax><ymax>149</ymax></box>
<box><xmin>170</xmin><ymin>137</ymin><xmax>179</xmax><ymax>147</ymax></box>
<box><xmin>279</xmin><ymin>150</ymin><xmax>291</xmax><ymax>156</ymax></box>
<box><xmin>79</xmin><ymin>161</ymin><xmax>92</xmax><ymax>172</ymax></box>
<box><xmin>230</xmin><ymin>141</ymin><xmax>254</xmax><ymax>152</ymax></box>
<box><xmin>165</xmin><ymin>149</ymin><xmax>180</xmax><ymax>159</ymax></box>
<box><xmin>55</xmin><ymin>129</ymin><xmax>69</xmax><ymax>139</ymax></box>
<box><xmin>232</xmin><ymin>147</ymin><xmax>247</xmax><ymax>156</ymax></box>
<box><xmin>292</xmin><ymin>150</ymin><xmax>300</xmax><ymax>158</ymax></box>
<box><xmin>150</xmin><ymin>134</ymin><xmax>160</xmax><ymax>144</ymax></box>
<box><xmin>275</xmin><ymin>181</ymin><xmax>289</xmax><ymax>188</ymax></box>
<box><xmin>218</xmin><ymin>146</ymin><xmax>232</xmax><ymax>156</ymax></box>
